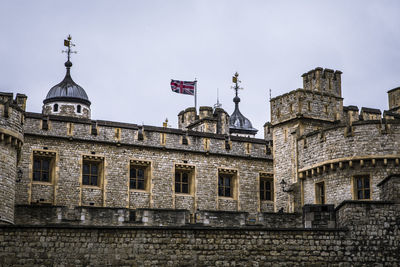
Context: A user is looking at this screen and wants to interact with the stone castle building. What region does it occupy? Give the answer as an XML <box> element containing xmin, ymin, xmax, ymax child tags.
<box><xmin>1</xmin><ymin>38</ymin><xmax>400</xmax><ymax>265</ymax></box>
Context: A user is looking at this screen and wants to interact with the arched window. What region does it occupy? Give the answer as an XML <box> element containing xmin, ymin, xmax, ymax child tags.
<box><xmin>77</xmin><ymin>105</ymin><xmax>81</xmax><ymax>113</ymax></box>
<box><xmin>53</xmin><ymin>104</ymin><xmax>58</xmax><ymax>112</ymax></box>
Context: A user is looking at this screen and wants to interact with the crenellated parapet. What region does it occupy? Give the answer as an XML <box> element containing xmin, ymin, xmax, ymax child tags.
<box><xmin>0</xmin><ymin>92</ymin><xmax>27</xmax><ymax>224</ymax></box>
<box><xmin>301</xmin><ymin>67</ymin><xmax>342</xmax><ymax>97</ymax></box>
<box><xmin>297</xmin><ymin>119</ymin><xmax>400</xmax><ymax>206</ymax></box>
<box><xmin>178</xmin><ymin>106</ymin><xmax>230</xmax><ymax>135</ymax></box>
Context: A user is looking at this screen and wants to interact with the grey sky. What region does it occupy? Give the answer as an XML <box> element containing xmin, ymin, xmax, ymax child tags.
<box><xmin>1</xmin><ymin>0</ymin><xmax>400</xmax><ymax>137</ymax></box>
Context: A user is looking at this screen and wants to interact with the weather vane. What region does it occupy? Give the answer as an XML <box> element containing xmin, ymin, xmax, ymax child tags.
<box><xmin>232</xmin><ymin>72</ymin><xmax>243</xmax><ymax>97</ymax></box>
<box><xmin>62</xmin><ymin>34</ymin><xmax>77</xmax><ymax>62</ymax></box>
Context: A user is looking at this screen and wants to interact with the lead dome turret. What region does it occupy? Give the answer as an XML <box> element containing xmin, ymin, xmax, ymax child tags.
<box><xmin>229</xmin><ymin>72</ymin><xmax>258</xmax><ymax>137</ymax></box>
<box><xmin>42</xmin><ymin>36</ymin><xmax>91</xmax><ymax>119</ymax></box>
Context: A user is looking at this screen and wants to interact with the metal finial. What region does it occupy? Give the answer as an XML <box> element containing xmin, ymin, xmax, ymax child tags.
<box><xmin>214</xmin><ymin>88</ymin><xmax>222</xmax><ymax>109</ymax></box>
<box><xmin>231</xmin><ymin>72</ymin><xmax>243</xmax><ymax>98</ymax></box>
<box><xmin>62</xmin><ymin>34</ymin><xmax>77</xmax><ymax>66</ymax></box>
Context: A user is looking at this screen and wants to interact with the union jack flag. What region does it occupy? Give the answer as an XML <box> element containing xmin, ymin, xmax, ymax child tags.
<box><xmin>171</xmin><ymin>80</ymin><xmax>196</xmax><ymax>95</ymax></box>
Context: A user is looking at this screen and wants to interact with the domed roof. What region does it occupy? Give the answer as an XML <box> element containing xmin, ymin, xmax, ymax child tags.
<box><xmin>229</xmin><ymin>96</ymin><xmax>258</xmax><ymax>135</ymax></box>
<box><xmin>43</xmin><ymin>61</ymin><xmax>90</xmax><ymax>106</ymax></box>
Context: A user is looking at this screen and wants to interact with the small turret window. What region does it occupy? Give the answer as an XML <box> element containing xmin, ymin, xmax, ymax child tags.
<box><xmin>53</xmin><ymin>104</ymin><xmax>58</xmax><ymax>112</ymax></box>
<box><xmin>77</xmin><ymin>105</ymin><xmax>81</xmax><ymax>113</ymax></box>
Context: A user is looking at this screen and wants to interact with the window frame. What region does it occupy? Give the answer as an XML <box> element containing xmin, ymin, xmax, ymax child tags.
<box><xmin>32</xmin><ymin>155</ymin><xmax>53</xmax><ymax>183</ymax></box>
<box><xmin>260</xmin><ymin>174</ymin><xmax>274</xmax><ymax>202</ymax></box>
<box><xmin>353</xmin><ymin>175</ymin><xmax>371</xmax><ymax>200</ymax></box>
<box><xmin>81</xmin><ymin>156</ymin><xmax>104</xmax><ymax>188</ymax></box>
<box><xmin>315</xmin><ymin>181</ymin><xmax>326</xmax><ymax>204</ymax></box>
<box><xmin>174</xmin><ymin>164</ymin><xmax>195</xmax><ymax>195</ymax></box>
<box><xmin>129</xmin><ymin>165</ymin><xmax>147</xmax><ymax>191</ymax></box>
<box><xmin>217</xmin><ymin>169</ymin><xmax>237</xmax><ymax>199</ymax></box>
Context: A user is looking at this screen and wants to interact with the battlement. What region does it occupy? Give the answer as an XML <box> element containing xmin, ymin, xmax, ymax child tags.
<box><xmin>301</xmin><ymin>67</ymin><xmax>342</xmax><ymax>97</ymax></box>
<box><xmin>270</xmin><ymin>88</ymin><xmax>343</xmax><ymax>126</ymax></box>
<box><xmin>178</xmin><ymin>106</ymin><xmax>229</xmax><ymax>135</ymax></box>
<box><xmin>23</xmin><ymin>112</ymin><xmax>270</xmax><ymax>160</ymax></box>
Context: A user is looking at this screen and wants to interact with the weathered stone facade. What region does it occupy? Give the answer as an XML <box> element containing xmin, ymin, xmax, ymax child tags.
<box><xmin>2</xmin><ymin>64</ymin><xmax>400</xmax><ymax>265</ymax></box>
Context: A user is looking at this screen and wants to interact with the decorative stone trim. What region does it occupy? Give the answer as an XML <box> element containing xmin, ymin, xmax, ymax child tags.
<box><xmin>83</xmin><ymin>154</ymin><xmax>104</xmax><ymax>161</ymax></box>
<box><xmin>130</xmin><ymin>159</ymin><xmax>151</xmax><ymax>166</ymax></box>
<box><xmin>298</xmin><ymin>155</ymin><xmax>400</xmax><ymax>178</ymax></box>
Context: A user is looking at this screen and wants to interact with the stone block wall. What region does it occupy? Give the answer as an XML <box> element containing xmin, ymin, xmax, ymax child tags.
<box><xmin>378</xmin><ymin>174</ymin><xmax>400</xmax><ymax>202</ymax></box>
<box><xmin>0</xmin><ymin>92</ymin><xmax>26</xmax><ymax>224</ymax></box>
<box><xmin>16</xmin><ymin>113</ymin><xmax>272</xmax><ymax>215</ymax></box>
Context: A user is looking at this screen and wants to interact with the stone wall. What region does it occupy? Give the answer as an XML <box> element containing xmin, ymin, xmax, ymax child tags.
<box><xmin>298</xmin><ymin>121</ymin><xmax>400</xmax><ymax>206</ymax></box>
<box><xmin>3</xmin><ymin>199</ymin><xmax>399</xmax><ymax>266</ymax></box>
<box><xmin>16</xmin><ymin>113</ymin><xmax>272</xmax><ymax>215</ymax></box>
<box><xmin>0</xmin><ymin>92</ymin><xmax>26</xmax><ymax>224</ymax></box>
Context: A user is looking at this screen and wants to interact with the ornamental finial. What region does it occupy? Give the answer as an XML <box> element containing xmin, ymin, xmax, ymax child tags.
<box><xmin>62</xmin><ymin>34</ymin><xmax>77</xmax><ymax>68</ymax></box>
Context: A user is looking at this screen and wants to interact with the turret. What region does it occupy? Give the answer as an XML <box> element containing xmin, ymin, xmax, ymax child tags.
<box><xmin>229</xmin><ymin>72</ymin><xmax>258</xmax><ymax>137</ymax></box>
<box><xmin>388</xmin><ymin>87</ymin><xmax>400</xmax><ymax>114</ymax></box>
<box><xmin>42</xmin><ymin>35</ymin><xmax>91</xmax><ymax>119</ymax></box>
<box><xmin>302</xmin><ymin>67</ymin><xmax>342</xmax><ymax>97</ymax></box>
<box><xmin>0</xmin><ymin>92</ymin><xmax>26</xmax><ymax>224</ymax></box>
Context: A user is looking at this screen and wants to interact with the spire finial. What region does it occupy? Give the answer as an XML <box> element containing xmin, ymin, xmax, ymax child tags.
<box><xmin>214</xmin><ymin>88</ymin><xmax>222</xmax><ymax>109</ymax></box>
<box><xmin>231</xmin><ymin>72</ymin><xmax>243</xmax><ymax>105</ymax></box>
<box><xmin>62</xmin><ymin>34</ymin><xmax>77</xmax><ymax>69</ymax></box>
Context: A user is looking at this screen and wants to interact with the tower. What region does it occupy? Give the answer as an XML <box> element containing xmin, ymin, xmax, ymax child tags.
<box><xmin>387</xmin><ymin>87</ymin><xmax>400</xmax><ymax>113</ymax></box>
<box><xmin>0</xmin><ymin>93</ymin><xmax>26</xmax><ymax>224</ymax></box>
<box><xmin>229</xmin><ymin>72</ymin><xmax>258</xmax><ymax>137</ymax></box>
<box><xmin>270</xmin><ymin>67</ymin><xmax>343</xmax><ymax>212</ymax></box>
<box><xmin>42</xmin><ymin>35</ymin><xmax>91</xmax><ymax>119</ymax></box>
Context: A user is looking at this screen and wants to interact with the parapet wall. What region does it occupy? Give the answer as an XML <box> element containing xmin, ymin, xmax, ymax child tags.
<box><xmin>270</xmin><ymin>89</ymin><xmax>343</xmax><ymax>126</ymax></box>
<box><xmin>1</xmin><ymin>200</ymin><xmax>399</xmax><ymax>266</ymax></box>
<box><xmin>24</xmin><ymin>112</ymin><xmax>268</xmax><ymax>159</ymax></box>
<box><xmin>298</xmin><ymin>121</ymin><xmax>400</xmax><ymax>171</ymax></box>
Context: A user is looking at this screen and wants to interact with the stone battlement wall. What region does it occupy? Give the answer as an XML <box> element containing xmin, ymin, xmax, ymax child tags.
<box><xmin>1</xmin><ymin>200</ymin><xmax>399</xmax><ymax>266</ymax></box>
<box><xmin>24</xmin><ymin>112</ymin><xmax>269</xmax><ymax>159</ymax></box>
<box><xmin>298</xmin><ymin>121</ymin><xmax>400</xmax><ymax>170</ymax></box>
<box><xmin>298</xmin><ymin>121</ymin><xmax>400</xmax><ymax>206</ymax></box>
<box><xmin>270</xmin><ymin>89</ymin><xmax>343</xmax><ymax>126</ymax></box>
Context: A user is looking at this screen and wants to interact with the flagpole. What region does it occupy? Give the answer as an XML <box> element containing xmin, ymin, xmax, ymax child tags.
<box><xmin>195</xmin><ymin>78</ymin><xmax>197</xmax><ymax>112</ymax></box>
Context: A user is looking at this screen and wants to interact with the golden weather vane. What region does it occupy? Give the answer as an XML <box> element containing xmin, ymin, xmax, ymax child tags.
<box><xmin>232</xmin><ymin>72</ymin><xmax>243</xmax><ymax>97</ymax></box>
<box><xmin>62</xmin><ymin>34</ymin><xmax>77</xmax><ymax>62</ymax></box>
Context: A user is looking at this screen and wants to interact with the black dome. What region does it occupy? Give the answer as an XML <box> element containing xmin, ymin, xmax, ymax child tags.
<box><xmin>43</xmin><ymin>61</ymin><xmax>90</xmax><ymax>106</ymax></box>
<box><xmin>229</xmin><ymin>104</ymin><xmax>258</xmax><ymax>135</ymax></box>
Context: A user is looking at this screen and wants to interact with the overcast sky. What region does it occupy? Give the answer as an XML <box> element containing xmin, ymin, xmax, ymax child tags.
<box><xmin>1</xmin><ymin>1</ymin><xmax>400</xmax><ymax>137</ymax></box>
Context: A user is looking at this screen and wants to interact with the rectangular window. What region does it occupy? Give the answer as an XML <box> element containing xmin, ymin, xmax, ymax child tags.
<box><xmin>130</xmin><ymin>166</ymin><xmax>146</xmax><ymax>190</ymax></box>
<box><xmin>175</xmin><ymin>171</ymin><xmax>190</xmax><ymax>194</ymax></box>
<box><xmin>315</xmin><ymin>181</ymin><xmax>325</xmax><ymax>204</ymax></box>
<box><xmin>82</xmin><ymin>161</ymin><xmax>100</xmax><ymax>186</ymax></box>
<box><xmin>354</xmin><ymin>175</ymin><xmax>371</xmax><ymax>200</ymax></box>
<box><xmin>218</xmin><ymin>173</ymin><xmax>233</xmax><ymax>197</ymax></box>
<box><xmin>260</xmin><ymin>177</ymin><xmax>273</xmax><ymax>201</ymax></box>
<box><xmin>33</xmin><ymin>157</ymin><xmax>52</xmax><ymax>182</ymax></box>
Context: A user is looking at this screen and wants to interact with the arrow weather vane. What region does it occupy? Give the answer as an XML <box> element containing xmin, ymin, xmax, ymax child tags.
<box><xmin>62</xmin><ymin>34</ymin><xmax>77</xmax><ymax>62</ymax></box>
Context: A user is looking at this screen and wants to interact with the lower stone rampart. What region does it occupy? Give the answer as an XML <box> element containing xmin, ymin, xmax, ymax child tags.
<box><xmin>3</xmin><ymin>200</ymin><xmax>399</xmax><ymax>266</ymax></box>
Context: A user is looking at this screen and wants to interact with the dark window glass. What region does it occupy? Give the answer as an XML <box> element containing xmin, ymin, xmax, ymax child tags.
<box><xmin>32</xmin><ymin>157</ymin><xmax>52</xmax><ymax>182</ymax></box>
<box><xmin>218</xmin><ymin>174</ymin><xmax>233</xmax><ymax>197</ymax></box>
<box><xmin>53</xmin><ymin>104</ymin><xmax>58</xmax><ymax>112</ymax></box>
<box><xmin>77</xmin><ymin>105</ymin><xmax>81</xmax><ymax>113</ymax></box>
<box><xmin>260</xmin><ymin>178</ymin><xmax>273</xmax><ymax>201</ymax></box>
<box><xmin>130</xmin><ymin>166</ymin><xmax>146</xmax><ymax>190</ymax></box>
<box><xmin>82</xmin><ymin>162</ymin><xmax>100</xmax><ymax>186</ymax></box>
<box><xmin>355</xmin><ymin>176</ymin><xmax>371</xmax><ymax>200</ymax></box>
<box><xmin>175</xmin><ymin>171</ymin><xmax>190</xmax><ymax>194</ymax></box>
